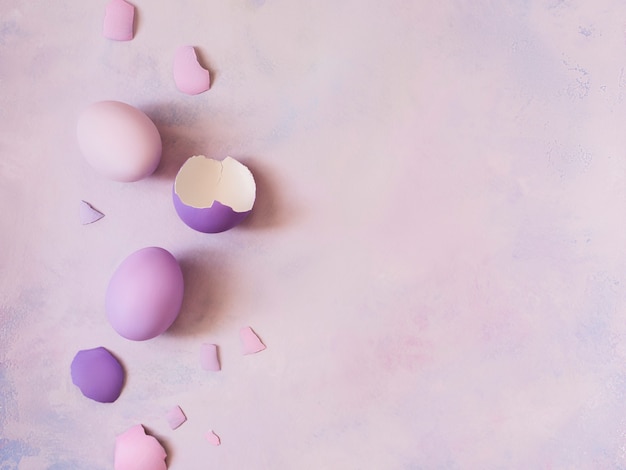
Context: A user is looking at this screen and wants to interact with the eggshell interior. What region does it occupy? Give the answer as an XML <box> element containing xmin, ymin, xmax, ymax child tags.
<box><xmin>205</xmin><ymin>430</ymin><xmax>221</xmax><ymax>446</ymax></box>
<box><xmin>79</xmin><ymin>200</ymin><xmax>105</xmax><ymax>225</ymax></box>
<box><xmin>174</xmin><ymin>156</ymin><xmax>256</xmax><ymax>211</ymax></box>
<box><xmin>166</xmin><ymin>405</ymin><xmax>187</xmax><ymax>430</ymax></box>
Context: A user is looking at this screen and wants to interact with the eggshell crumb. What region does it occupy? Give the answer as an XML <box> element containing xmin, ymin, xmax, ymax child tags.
<box><xmin>173</xmin><ymin>46</ymin><xmax>211</xmax><ymax>95</ymax></box>
<box><xmin>200</xmin><ymin>343</ymin><xmax>220</xmax><ymax>371</ymax></box>
<box><xmin>166</xmin><ymin>406</ymin><xmax>187</xmax><ymax>430</ymax></box>
<box><xmin>240</xmin><ymin>326</ymin><xmax>266</xmax><ymax>355</ymax></box>
<box><xmin>80</xmin><ymin>200</ymin><xmax>105</xmax><ymax>225</ymax></box>
<box><xmin>206</xmin><ymin>430</ymin><xmax>221</xmax><ymax>446</ymax></box>
<box><xmin>103</xmin><ymin>0</ymin><xmax>135</xmax><ymax>41</ymax></box>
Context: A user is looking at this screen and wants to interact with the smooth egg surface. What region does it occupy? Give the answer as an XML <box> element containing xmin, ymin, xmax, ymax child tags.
<box><xmin>77</xmin><ymin>100</ymin><xmax>162</xmax><ymax>182</ymax></box>
<box><xmin>106</xmin><ymin>247</ymin><xmax>184</xmax><ymax>341</ymax></box>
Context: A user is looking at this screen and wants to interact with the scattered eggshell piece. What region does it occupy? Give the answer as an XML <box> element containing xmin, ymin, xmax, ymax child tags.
<box><xmin>240</xmin><ymin>326</ymin><xmax>266</xmax><ymax>355</ymax></box>
<box><xmin>173</xmin><ymin>156</ymin><xmax>256</xmax><ymax>233</ymax></box>
<box><xmin>70</xmin><ymin>347</ymin><xmax>124</xmax><ymax>403</ymax></box>
<box><xmin>173</xmin><ymin>46</ymin><xmax>211</xmax><ymax>95</ymax></box>
<box><xmin>166</xmin><ymin>406</ymin><xmax>187</xmax><ymax>430</ymax></box>
<box><xmin>114</xmin><ymin>424</ymin><xmax>167</xmax><ymax>470</ymax></box>
<box><xmin>80</xmin><ymin>200</ymin><xmax>105</xmax><ymax>225</ymax></box>
<box><xmin>205</xmin><ymin>430</ymin><xmax>221</xmax><ymax>446</ymax></box>
<box><xmin>200</xmin><ymin>343</ymin><xmax>221</xmax><ymax>371</ymax></box>
<box><xmin>103</xmin><ymin>0</ymin><xmax>135</xmax><ymax>41</ymax></box>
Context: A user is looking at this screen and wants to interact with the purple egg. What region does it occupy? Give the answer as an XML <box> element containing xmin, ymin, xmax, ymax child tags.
<box><xmin>173</xmin><ymin>156</ymin><xmax>256</xmax><ymax>233</ymax></box>
<box><xmin>71</xmin><ymin>347</ymin><xmax>124</xmax><ymax>403</ymax></box>
<box><xmin>106</xmin><ymin>247</ymin><xmax>184</xmax><ymax>341</ymax></box>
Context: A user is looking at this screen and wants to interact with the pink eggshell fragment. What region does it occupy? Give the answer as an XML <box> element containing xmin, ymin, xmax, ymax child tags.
<box><xmin>106</xmin><ymin>247</ymin><xmax>184</xmax><ymax>341</ymax></box>
<box><xmin>173</xmin><ymin>156</ymin><xmax>256</xmax><ymax>233</ymax></box>
<box><xmin>240</xmin><ymin>326</ymin><xmax>266</xmax><ymax>355</ymax></box>
<box><xmin>115</xmin><ymin>425</ymin><xmax>167</xmax><ymax>470</ymax></box>
<box><xmin>71</xmin><ymin>347</ymin><xmax>124</xmax><ymax>403</ymax></box>
<box><xmin>166</xmin><ymin>406</ymin><xmax>187</xmax><ymax>430</ymax></box>
<box><xmin>173</xmin><ymin>46</ymin><xmax>211</xmax><ymax>95</ymax></box>
<box><xmin>200</xmin><ymin>343</ymin><xmax>221</xmax><ymax>371</ymax></box>
<box><xmin>103</xmin><ymin>0</ymin><xmax>135</xmax><ymax>41</ymax></box>
<box><xmin>206</xmin><ymin>430</ymin><xmax>221</xmax><ymax>446</ymax></box>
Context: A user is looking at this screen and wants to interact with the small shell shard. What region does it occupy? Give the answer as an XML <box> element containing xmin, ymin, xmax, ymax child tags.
<box><xmin>80</xmin><ymin>200</ymin><xmax>105</xmax><ymax>225</ymax></box>
<box><xmin>166</xmin><ymin>405</ymin><xmax>187</xmax><ymax>430</ymax></box>
<box><xmin>240</xmin><ymin>326</ymin><xmax>266</xmax><ymax>355</ymax></box>
<box><xmin>103</xmin><ymin>0</ymin><xmax>135</xmax><ymax>41</ymax></box>
<box><xmin>200</xmin><ymin>343</ymin><xmax>221</xmax><ymax>371</ymax></box>
<box><xmin>173</xmin><ymin>46</ymin><xmax>211</xmax><ymax>95</ymax></box>
<box><xmin>206</xmin><ymin>430</ymin><xmax>221</xmax><ymax>446</ymax></box>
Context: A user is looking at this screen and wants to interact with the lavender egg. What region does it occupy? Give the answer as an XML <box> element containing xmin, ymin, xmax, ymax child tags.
<box><xmin>106</xmin><ymin>247</ymin><xmax>184</xmax><ymax>341</ymax></box>
<box><xmin>173</xmin><ymin>156</ymin><xmax>256</xmax><ymax>233</ymax></box>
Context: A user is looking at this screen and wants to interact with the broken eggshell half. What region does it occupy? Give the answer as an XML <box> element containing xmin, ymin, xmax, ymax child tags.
<box><xmin>173</xmin><ymin>156</ymin><xmax>256</xmax><ymax>233</ymax></box>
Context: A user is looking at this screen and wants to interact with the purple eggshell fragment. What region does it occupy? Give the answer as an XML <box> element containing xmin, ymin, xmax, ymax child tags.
<box><xmin>71</xmin><ymin>347</ymin><xmax>124</xmax><ymax>403</ymax></box>
<box><xmin>173</xmin><ymin>190</ymin><xmax>251</xmax><ymax>233</ymax></box>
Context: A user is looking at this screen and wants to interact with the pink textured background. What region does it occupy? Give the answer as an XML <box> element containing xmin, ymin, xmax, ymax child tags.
<box><xmin>3</xmin><ymin>1</ymin><xmax>626</xmax><ymax>468</ymax></box>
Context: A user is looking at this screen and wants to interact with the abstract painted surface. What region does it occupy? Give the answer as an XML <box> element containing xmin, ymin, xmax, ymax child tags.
<box><xmin>2</xmin><ymin>0</ymin><xmax>626</xmax><ymax>468</ymax></box>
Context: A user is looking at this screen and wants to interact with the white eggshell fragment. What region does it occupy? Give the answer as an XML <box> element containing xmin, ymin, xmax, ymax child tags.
<box><xmin>106</xmin><ymin>247</ymin><xmax>184</xmax><ymax>341</ymax></box>
<box><xmin>173</xmin><ymin>156</ymin><xmax>256</xmax><ymax>233</ymax></box>
<box><xmin>77</xmin><ymin>101</ymin><xmax>162</xmax><ymax>182</ymax></box>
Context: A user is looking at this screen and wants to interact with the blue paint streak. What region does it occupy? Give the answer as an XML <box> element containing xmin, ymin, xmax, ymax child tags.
<box><xmin>0</xmin><ymin>438</ymin><xmax>35</xmax><ymax>467</ymax></box>
<box><xmin>0</xmin><ymin>366</ymin><xmax>16</xmax><ymax>435</ymax></box>
<box><xmin>47</xmin><ymin>462</ymin><xmax>84</xmax><ymax>470</ymax></box>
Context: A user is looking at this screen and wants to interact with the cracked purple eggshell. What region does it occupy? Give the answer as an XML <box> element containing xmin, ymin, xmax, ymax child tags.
<box><xmin>173</xmin><ymin>156</ymin><xmax>256</xmax><ymax>233</ymax></box>
<box><xmin>71</xmin><ymin>347</ymin><xmax>124</xmax><ymax>403</ymax></box>
<box><xmin>106</xmin><ymin>247</ymin><xmax>184</xmax><ymax>341</ymax></box>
